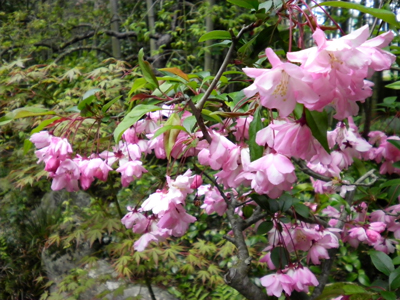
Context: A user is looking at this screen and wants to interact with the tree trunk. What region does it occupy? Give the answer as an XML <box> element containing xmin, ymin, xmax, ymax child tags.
<box><xmin>204</xmin><ymin>0</ymin><xmax>215</xmax><ymax>72</ymax></box>
<box><xmin>146</xmin><ymin>0</ymin><xmax>157</xmax><ymax>56</ymax></box>
<box><xmin>110</xmin><ymin>0</ymin><xmax>121</xmax><ymax>59</ymax></box>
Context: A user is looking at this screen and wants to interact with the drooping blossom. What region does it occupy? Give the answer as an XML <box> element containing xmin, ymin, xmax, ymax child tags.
<box><xmin>260</xmin><ymin>272</ymin><xmax>295</xmax><ymax>297</ymax></box>
<box><xmin>243</xmin><ymin>48</ymin><xmax>319</xmax><ymax>117</ymax></box>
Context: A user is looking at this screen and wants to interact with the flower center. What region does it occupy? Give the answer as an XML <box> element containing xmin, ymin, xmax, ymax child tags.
<box><xmin>272</xmin><ymin>70</ymin><xmax>289</xmax><ymax>101</ymax></box>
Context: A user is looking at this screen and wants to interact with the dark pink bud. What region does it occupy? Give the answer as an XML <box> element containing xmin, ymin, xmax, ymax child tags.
<box><xmin>190</xmin><ymin>175</ymin><xmax>203</xmax><ymax>189</ymax></box>
<box><xmin>45</xmin><ymin>157</ymin><xmax>60</xmax><ymax>173</ymax></box>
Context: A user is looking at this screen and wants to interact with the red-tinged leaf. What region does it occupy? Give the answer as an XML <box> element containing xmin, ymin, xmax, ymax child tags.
<box><xmin>160</xmin><ymin>67</ymin><xmax>190</xmax><ymax>81</ymax></box>
<box><xmin>130</xmin><ymin>93</ymin><xmax>155</xmax><ymax>101</ymax></box>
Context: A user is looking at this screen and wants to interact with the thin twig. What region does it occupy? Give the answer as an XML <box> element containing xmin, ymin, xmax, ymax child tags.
<box><xmin>292</xmin><ymin>158</ymin><xmax>332</xmax><ymax>182</ymax></box>
<box><xmin>195</xmin><ymin>23</ymin><xmax>255</xmax><ymax>111</ymax></box>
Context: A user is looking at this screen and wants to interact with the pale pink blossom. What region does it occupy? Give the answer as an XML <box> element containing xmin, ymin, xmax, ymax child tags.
<box><xmin>51</xmin><ymin>159</ymin><xmax>80</xmax><ymax>192</ymax></box>
<box><xmin>260</xmin><ymin>273</ymin><xmax>295</xmax><ymax>297</ymax></box>
<box><xmin>116</xmin><ymin>160</ymin><xmax>147</xmax><ymax>187</ymax></box>
<box><xmin>243</xmin><ymin>48</ymin><xmax>319</xmax><ymax>117</ymax></box>
<box><xmin>30</xmin><ymin>131</ymin><xmax>51</xmax><ymax>149</ymax></box>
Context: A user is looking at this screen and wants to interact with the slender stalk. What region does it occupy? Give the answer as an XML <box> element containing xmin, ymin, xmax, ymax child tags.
<box><xmin>195</xmin><ymin>23</ymin><xmax>255</xmax><ymax>111</ymax></box>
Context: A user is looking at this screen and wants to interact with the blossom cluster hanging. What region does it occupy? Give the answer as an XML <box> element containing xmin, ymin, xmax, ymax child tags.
<box><xmin>29</xmin><ymin>24</ymin><xmax>399</xmax><ymax>298</ymax></box>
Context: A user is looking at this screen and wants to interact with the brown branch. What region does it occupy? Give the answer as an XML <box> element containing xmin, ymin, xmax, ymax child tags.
<box><xmin>195</xmin><ymin>23</ymin><xmax>255</xmax><ymax>111</ymax></box>
<box><xmin>54</xmin><ymin>46</ymin><xmax>113</xmax><ymax>63</ymax></box>
<box><xmin>59</xmin><ymin>31</ymin><xmax>96</xmax><ymax>50</ymax></box>
<box><xmin>187</xmin><ymin>99</ymin><xmax>212</xmax><ymax>144</ymax></box>
<box><xmin>293</xmin><ymin>158</ymin><xmax>332</xmax><ymax>182</ymax></box>
<box><xmin>310</xmin><ymin>169</ymin><xmax>378</xmax><ymax>300</ymax></box>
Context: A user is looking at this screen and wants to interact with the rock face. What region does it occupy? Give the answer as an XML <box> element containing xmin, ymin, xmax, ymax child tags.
<box><xmin>80</xmin><ymin>260</ymin><xmax>179</xmax><ymax>300</ymax></box>
<box><xmin>40</xmin><ymin>191</ymin><xmax>178</xmax><ymax>300</ymax></box>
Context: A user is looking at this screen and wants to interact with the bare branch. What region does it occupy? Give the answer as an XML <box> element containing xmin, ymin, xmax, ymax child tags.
<box><xmin>187</xmin><ymin>99</ymin><xmax>212</xmax><ymax>144</ymax></box>
<box><xmin>310</xmin><ymin>169</ymin><xmax>377</xmax><ymax>300</ymax></box>
<box><xmin>195</xmin><ymin>23</ymin><xmax>255</xmax><ymax>111</ymax></box>
<box><xmin>54</xmin><ymin>46</ymin><xmax>113</xmax><ymax>64</ymax></box>
<box><xmin>293</xmin><ymin>158</ymin><xmax>332</xmax><ymax>182</ymax></box>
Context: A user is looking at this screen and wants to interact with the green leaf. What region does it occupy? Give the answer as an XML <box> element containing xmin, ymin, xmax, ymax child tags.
<box><xmin>380</xmin><ymin>291</ymin><xmax>397</xmax><ymax>300</ymax></box>
<box><xmin>11</xmin><ymin>107</ymin><xmax>56</xmax><ymax>120</ymax></box>
<box><xmin>129</xmin><ymin>78</ymin><xmax>147</xmax><ymax>96</ymax></box>
<box><xmin>114</xmin><ymin>104</ymin><xmax>162</xmax><ymax>143</ymax></box>
<box><xmin>319</xmin><ymin>1</ymin><xmax>399</xmax><ymax>28</ymax></box>
<box><xmin>102</xmin><ymin>96</ymin><xmax>122</xmax><ymax>113</ymax></box>
<box><xmin>0</xmin><ymin>115</ymin><xmax>13</xmax><ymax>126</ymax></box>
<box><xmin>227</xmin><ymin>0</ymin><xmax>259</xmax><ymax>9</ymax></box>
<box><xmin>279</xmin><ymin>194</ymin><xmax>294</xmax><ymax>212</ymax></box>
<box><xmin>389</xmin><ymin>267</ymin><xmax>400</xmax><ymax>290</ymax></box>
<box><xmin>293</xmin><ymin>203</ymin><xmax>310</xmax><ymax>218</ymax></box>
<box><xmin>77</xmin><ymin>94</ymin><xmax>95</xmax><ymax>112</ymax></box>
<box><xmin>182</xmin><ymin>115</ymin><xmax>196</xmax><ymax>133</ymax></box>
<box><xmin>393</xmin><ymin>256</ymin><xmax>400</xmax><ymax>265</ymax></box>
<box><xmin>199</xmin><ymin>30</ymin><xmax>231</xmax><ymax>42</ymax></box>
<box><xmin>305</xmin><ymin>108</ymin><xmax>330</xmax><ymax>153</ymax></box>
<box><xmin>163</xmin><ymin>113</ymin><xmax>181</xmax><ymax>160</ymax></box>
<box><xmin>270</xmin><ymin>246</ymin><xmax>289</xmax><ymax>269</ymax></box>
<box><xmin>380</xmin><ymin>179</ymin><xmax>400</xmax><ymax>189</ymax></box>
<box><xmin>138</xmin><ymin>48</ymin><xmax>159</xmax><ymax>89</ymax></box>
<box><xmin>385</xmin><ymin>81</ymin><xmax>400</xmax><ymax>89</ymax></box>
<box><xmin>202</xmin><ymin>109</ymin><xmax>223</xmax><ymax>123</ymax></box>
<box><xmin>153</xmin><ymin>125</ymin><xmax>188</xmax><ymax>139</ymax></box>
<box><xmin>393</xmin><ymin>161</ymin><xmax>400</xmax><ymax>169</ymax></box>
<box><xmin>243</xmin><ymin>205</ymin><xmax>254</xmax><ymax>218</ymax></box>
<box><xmin>343</xmin><ymin>285</ymin><xmax>366</xmax><ymax>294</ymax></box>
<box><xmin>357</xmin><ymin>272</ymin><xmax>371</xmax><ymax>286</ymax></box>
<box><xmin>250</xmin><ymin>194</ymin><xmax>270</xmax><ymax>210</ymax></box>
<box><xmin>346</xmin><ymin>272</ymin><xmax>358</xmax><ymax>282</ymax></box>
<box><xmin>248</xmin><ymin>107</ymin><xmax>264</xmax><ymax>161</ymax></box>
<box><xmin>370</xmin><ymin>250</ymin><xmax>394</xmax><ymax>276</ymax></box>
<box><xmin>313</xmin><ymin>283</ymin><xmax>346</xmax><ymax>300</ymax></box>
<box><xmin>388</xmin><ymin>139</ymin><xmax>400</xmax><ymax>150</ymax></box>
<box><xmin>31</xmin><ymin>117</ymin><xmax>61</xmax><ymax>134</ymax></box>
<box><xmin>257</xmin><ymin>221</ymin><xmax>273</xmax><ymax>235</ymax></box>
<box><xmin>82</xmin><ymin>88</ymin><xmax>101</xmax><ymax>100</ymax></box>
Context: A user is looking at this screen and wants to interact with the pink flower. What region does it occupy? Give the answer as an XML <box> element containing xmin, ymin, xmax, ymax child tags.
<box><xmin>30</xmin><ymin>131</ymin><xmax>51</xmax><ymax>149</ymax></box>
<box><xmin>243</xmin><ymin>48</ymin><xmax>318</xmax><ymax>117</ymax></box>
<box><xmin>157</xmin><ymin>204</ymin><xmax>196</xmax><ymax>237</ymax></box>
<box><xmin>260</xmin><ymin>273</ymin><xmax>294</xmax><ymax>297</ymax></box>
<box><xmin>268</xmin><ymin>119</ymin><xmax>318</xmax><ymax>160</ymax></box>
<box><xmin>286</xmin><ymin>266</ymin><xmax>319</xmax><ymax>293</ymax></box>
<box><xmin>247</xmin><ymin>152</ymin><xmax>297</xmax><ymax>198</ymax></box>
<box><xmin>199</xmin><ymin>185</ymin><xmax>227</xmax><ymax>216</ymax></box>
<box><xmin>51</xmin><ymin>159</ymin><xmax>80</xmax><ymax>192</ymax></box>
<box><xmin>307</xmin><ymin>233</ymin><xmax>339</xmax><ymax>265</ymax></box>
<box><xmin>116</xmin><ymin>160</ymin><xmax>147</xmax><ymax>187</ymax></box>
<box><xmin>121</xmin><ymin>207</ymin><xmax>148</xmax><ymax>234</ymax></box>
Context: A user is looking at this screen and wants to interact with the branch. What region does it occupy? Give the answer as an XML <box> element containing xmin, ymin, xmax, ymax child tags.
<box><xmin>187</xmin><ymin>99</ymin><xmax>212</xmax><ymax>144</ymax></box>
<box><xmin>54</xmin><ymin>46</ymin><xmax>113</xmax><ymax>63</ymax></box>
<box><xmin>293</xmin><ymin>158</ymin><xmax>332</xmax><ymax>182</ymax></box>
<box><xmin>310</xmin><ymin>169</ymin><xmax>378</xmax><ymax>300</ymax></box>
<box><xmin>60</xmin><ymin>31</ymin><xmax>96</xmax><ymax>50</ymax></box>
<box><xmin>195</xmin><ymin>23</ymin><xmax>255</xmax><ymax>111</ymax></box>
<box><xmin>224</xmin><ymin>202</ymin><xmax>268</xmax><ymax>300</ymax></box>
<box><xmin>193</xmin><ymin>164</ymin><xmax>266</xmax><ymax>298</ymax></box>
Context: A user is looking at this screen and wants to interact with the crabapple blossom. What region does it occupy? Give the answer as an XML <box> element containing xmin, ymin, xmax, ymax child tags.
<box><xmin>243</xmin><ymin>48</ymin><xmax>319</xmax><ymax>117</ymax></box>
<box><xmin>260</xmin><ymin>272</ymin><xmax>295</xmax><ymax>297</ymax></box>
